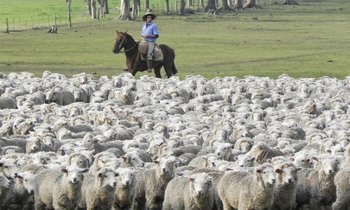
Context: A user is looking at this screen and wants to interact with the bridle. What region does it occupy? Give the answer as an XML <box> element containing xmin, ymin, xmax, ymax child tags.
<box><xmin>117</xmin><ymin>33</ymin><xmax>138</xmax><ymax>53</ymax></box>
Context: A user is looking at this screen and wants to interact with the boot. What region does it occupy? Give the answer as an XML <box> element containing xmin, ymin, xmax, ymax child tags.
<box><xmin>147</xmin><ymin>60</ymin><xmax>153</xmax><ymax>73</ymax></box>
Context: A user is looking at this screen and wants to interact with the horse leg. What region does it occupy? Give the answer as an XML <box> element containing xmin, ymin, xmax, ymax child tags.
<box><xmin>154</xmin><ymin>66</ymin><xmax>161</xmax><ymax>78</ymax></box>
<box><xmin>163</xmin><ymin>63</ymin><xmax>173</xmax><ymax>78</ymax></box>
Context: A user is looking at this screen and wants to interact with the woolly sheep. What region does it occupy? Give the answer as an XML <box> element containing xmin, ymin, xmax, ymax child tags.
<box><xmin>34</xmin><ymin>165</ymin><xmax>88</xmax><ymax>210</ymax></box>
<box><xmin>249</xmin><ymin>142</ymin><xmax>285</xmax><ymax>165</ymax></box>
<box><xmin>45</xmin><ymin>89</ymin><xmax>75</xmax><ymax>105</ymax></box>
<box><xmin>271</xmin><ymin>161</ymin><xmax>299</xmax><ymax>210</ymax></box>
<box><xmin>78</xmin><ymin>167</ymin><xmax>117</xmax><ymax>210</ymax></box>
<box><xmin>163</xmin><ymin>172</ymin><xmax>214</xmax><ymax>210</ymax></box>
<box><xmin>218</xmin><ymin>163</ymin><xmax>276</xmax><ymax>210</ymax></box>
<box><xmin>114</xmin><ymin>167</ymin><xmax>137</xmax><ymax>210</ymax></box>
<box><xmin>295</xmin><ymin>156</ymin><xmax>340</xmax><ymax>209</ymax></box>
<box><xmin>0</xmin><ymin>172</ymin><xmax>10</xmax><ymax>198</ymax></box>
<box><xmin>0</xmin><ymin>96</ymin><xmax>17</xmax><ymax>109</ymax></box>
<box><xmin>332</xmin><ymin>167</ymin><xmax>350</xmax><ymax>210</ymax></box>
<box><xmin>0</xmin><ymin>171</ymin><xmax>36</xmax><ymax>210</ymax></box>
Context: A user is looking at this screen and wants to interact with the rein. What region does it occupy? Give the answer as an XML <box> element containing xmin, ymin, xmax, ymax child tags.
<box><xmin>118</xmin><ymin>34</ymin><xmax>138</xmax><ymax>53</ymax></box>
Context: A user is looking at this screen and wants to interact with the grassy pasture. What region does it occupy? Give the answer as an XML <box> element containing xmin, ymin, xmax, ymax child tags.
<box><xmin>0</xmin><ymin>0</ymin><xmax>349</xmax><ymax>79</ymax></box>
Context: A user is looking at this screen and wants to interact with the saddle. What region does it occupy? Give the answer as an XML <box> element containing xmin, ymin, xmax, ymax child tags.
<box><xmin>138</xmin><ymin>41</ymin><xmax>164</xmax><ymax>61</ymax></box>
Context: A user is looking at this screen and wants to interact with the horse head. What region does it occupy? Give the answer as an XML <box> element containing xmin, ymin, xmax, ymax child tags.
<box><xmin>113</xmin><ymin>30</ymin><xmax>137</xmax><ymax>54</ymax></box>
<box><xmin>113</xmin><ymin>30</ymin><xmax>127</xmax><ymax>54</ymax></box>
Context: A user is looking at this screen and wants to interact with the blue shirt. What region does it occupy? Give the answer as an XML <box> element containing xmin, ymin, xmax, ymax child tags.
<box><xmin>141</xmin><ymin>21</ymin><xmax>159</xmax><ymax>42</ymax></box>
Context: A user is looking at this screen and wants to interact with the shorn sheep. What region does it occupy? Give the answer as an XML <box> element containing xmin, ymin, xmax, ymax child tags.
<box><xmin>217</xmin><ymin>163</ymin><xmax>276</xmax><ymax>210</ymax></box>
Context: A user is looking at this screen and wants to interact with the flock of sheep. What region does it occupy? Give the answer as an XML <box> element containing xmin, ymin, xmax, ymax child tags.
<box><xmin>1</xmin><ymin>71</ymin><xmax>350</xmax><ymax>210</ymax></box>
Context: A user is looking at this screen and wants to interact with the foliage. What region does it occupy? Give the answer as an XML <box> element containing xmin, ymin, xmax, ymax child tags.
<box><xmin>0</xmin><ymin>0</ymin><xmax>349</xmax><ymax>79</ymax></box>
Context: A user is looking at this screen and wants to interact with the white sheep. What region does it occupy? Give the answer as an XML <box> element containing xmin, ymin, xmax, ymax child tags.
<box><xmin>163</xmin><ymin>172</ymin><xmax>214</xmax><ymax>210</ymax></box>
<box><xmin>114</xmin><ymin>167</ymin><xmax>137</xmax><ymax>210</ymax></box>
<box><xmin>78</xmin><ymin>167</ymin><xmax>117</xmax><ymax>210</ymax></box>
<box><xmin>218</xmin><ymin>163</ymin><xmax>276</xmax><ymax>210</ymax></box>
<box><xmin>271</xmin><ymin>161</ymin><xmax>299</xmax><ymax>210</ymax></box>
<box><xmin>295</xmin><ymin>155</ymin><xmax>340</xmax><ymax>209</ymax></box>
<box><xmin>34</xmin><ymin>165</ymin><xmax>88</xmax><ymax>210</ymax></box>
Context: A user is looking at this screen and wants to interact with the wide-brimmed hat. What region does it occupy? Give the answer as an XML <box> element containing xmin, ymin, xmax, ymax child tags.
<box><xmin>142</xmin><ymin>12</ymin><xmax>156</xmax><ymax>21</ymax></box>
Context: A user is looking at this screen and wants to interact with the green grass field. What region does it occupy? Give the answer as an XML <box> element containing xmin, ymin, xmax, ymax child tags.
<box><xmin>0</xmin><ymin>0</ymin><xmax>349</xmax><ymax>79</ymax></box>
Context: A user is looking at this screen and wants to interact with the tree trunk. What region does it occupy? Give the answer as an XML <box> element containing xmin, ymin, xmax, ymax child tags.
<box><xmin>91</xmin><ymin>0</ymin><xmax>97</xmax><ymax>19</ymax></box>
<box><xmin>132</xmin><ymin>0</ymin><xmax>140</xmax><ymax>19</ymax></box>
<box><xmin>118</xmin><ymin>0</ymin><xmax>133</xmax><ymax>20</ymax></box>
<box><xmin>244</xmin><ymin>0</ymin><xmax>258</xmax><ymax>8</ymax></box>
<box><xmin>144</xmin><ymin>0</ymin><xmax>150</xmax><ymax>11</ymax></box>
<box><xmin>85</xmin><ymin>0</ymin><xmax>92</xmax><ymax>15</ymax></box>
<box><xmin>219</xmin><ymin>0</ymin><xmax>233</xmax><ymax>11</ymax></box>
<box><xmin>282</xmin><ymin>0</ymin><xmax>299</xmax><ymax>5</ymax></box>
<box><xmin>179</xmin><ymin>0</ymin><xmax>186</xmax><ymax>15</ymax></box>
<box><xmin>187</xmin><ymin>0</ymin><xmax>193</xmax><ymax>7</ymax></box>
<box><xmin>233</xmin><ymin>0</ymin><xmax>243</xmax><ymax>10</ymax></box>
<box><xmin>97</xmin><ymin>0</ymin><xmax>106</xmax><ymax>19</ymax></box>
<box><xmin>164</xmin><ymin>0</ymin><xmax>170</xmax><ymax>14</ymax></box>
<box><xmin>105</xmin><ymin>0</ymin><xmax>109</xmax><ymax>13</ymax></box>
<box><xmin>66</xmin><ymin>0</ymin><xmax>72</xmax><ymax>27</ymax></box>
<box><xmin>204</xmin><ymin>0</ymin><xmax>217</xmax><ymax>12</ymax></box>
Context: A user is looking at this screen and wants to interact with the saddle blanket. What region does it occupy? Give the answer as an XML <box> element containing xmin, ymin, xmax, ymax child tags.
<box><xmin>138</xmin><ymin>41</ymin><xmax>164</xmax><ymax>61</ymax></box>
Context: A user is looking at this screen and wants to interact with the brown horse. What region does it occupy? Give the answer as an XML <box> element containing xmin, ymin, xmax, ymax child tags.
<box><xmin>112</xmin><ymin>31</ymin><xmax>177</xmax><ymax>78</ymax></box>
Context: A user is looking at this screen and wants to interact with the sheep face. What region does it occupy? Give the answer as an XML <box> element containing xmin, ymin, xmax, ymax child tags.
<box><xmin>189</xmin><ymin>173</ymin><xmax>213</xmax><ymax>197</ymax></box>
<box><xmin>156</xmin><ymin>156</ymin><xmax>176</xmax><ymax>178</ymax></box>
<box><xmin>237</xmin><ymin>155</ymin><xmax>255</xmax><ymax>167</ymax></box>
<box><xmin>215</xmin><ymin>143</ymin><xmax>232</xmax><ymax>159</ymax></box>
<box><xmin>256</xmin><ymin>164</ymin><xmax>276</xmax><ymax>186</ymax></box>
<box><xmin>292</xmin><ymin>153</ymin><xmax>313</xmax><ymax>169</ymax></box>
<box><xmin>122</xmin><ymin>153</ymin><xmax>144</xmax><ymax>167</ymax></box>
<box><xmin>61</xmin><ymin>165</ymin><xmax>88</xmax><ymax>184</ymax></box>
<box><xmin>0</xmin><ymin>160</ymin><xmax>19</xmax><ymax>178</ymax></box>
<box><xmin>0</xmin><ymin>172</ymin><xmax>10</xmax><ymax>189</ymax></box>
<box><xmin>319</xmin><ymin>158</ymin><xmax>339</xmax><ymax>176</ymax></box>
<box><xmin>15</xmin><ymin>171</ymin><xmax>36</xmax><ymax>194</ymax></box>
<box><xmin>275</xmin><ymin>163</ymin><xmax>298</xmax><ymax>185</ymax></box>
<box><xmin>116</xmin><ymin>168</ymin><xmax>134</xmax><ymax>188</ymax></box>
<box><xmin>98</xmin><ymin>169</ymin><xmax>117</xmax><ymax>188</ymax></box>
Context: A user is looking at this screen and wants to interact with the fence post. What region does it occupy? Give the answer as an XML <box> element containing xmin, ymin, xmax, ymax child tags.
<box><xmin>6</xmin><ymin>18</ymin><xmax>9</xmax><ymax>33</ymax></box>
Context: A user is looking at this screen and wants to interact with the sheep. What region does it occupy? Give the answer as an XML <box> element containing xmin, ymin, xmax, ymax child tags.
<box><xmin>163</xmin><ymin>172</ymin><xmax>214</xmax><ymax>210</ymax></box>
<box><xmin>78</xmin><ymin>167</ymin><xmax>117</xmax><ymax>210</ymax></box>
<box><xmin>0</xmin><ymin>96</ymin><xmax>17</xmax><ymax>109</ymax></box>
<box><xmin>271</xmin><ymin>161</ymin><xmax>299</xmax><ymax>210</ymax></box>
<box><xmin>332</xmin><ymin>167</ymin><xmax>350</xmax><ymax>210</ymax></box>
<box><xmin>0</xmin><ymin>159</ymin><xmax>19</xmax><ymax>178</ymax></box>
<box><xmin>34</xmin><ymin>165</ymin><xmax>88</xmax><ymax>210</ymax></box>
<box><xmin>134</xmin><ymin>155</ymin><xmax>177</xmax><ymax>210</ymax></box>
<box><xmin>217</xmin><ymin>163</ymin><xmax>276</xmax><ymax>210</ymax></box>
<box><xmin>249</xmin><ymin>142</ymin><xmax>285</xmax><ymax>164</ymax></box>
<box><xmin>45</xmin><ymin>88</ymin><xmax>75</xmax><ymax>105</ymax></box>
<box><xmin>0</xmin><ymin>171</ymin><xmax>36</xmax><ymax>210</ymax></box>
<box><xmin>114</xmin><ymin>167</ymin><xmax>137</xmax><ymax>210</ymax></box>
<box><xmin>295</xmin><ymin>156</ymin><xmax>340</xmax><ymax>210</ymax></box>
<box><xmin>0</xmin><ymin>172</ymin><xmax>10</xmax><ymax>198</ymax></box>
<box><xmin>233</xmin><ymin>137</ymin><xmax>254</xmax><ymax>153</ymax></box>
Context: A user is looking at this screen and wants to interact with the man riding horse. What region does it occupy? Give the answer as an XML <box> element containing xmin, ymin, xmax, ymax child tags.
<box><xmin>141</xmin><ymin>12</ymin><xmax>159</xmax><ymax>73</ymax></box>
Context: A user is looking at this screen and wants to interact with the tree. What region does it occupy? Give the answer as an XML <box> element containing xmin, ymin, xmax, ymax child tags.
<box><xmin>118</xmin><ymin>0</ymin><xmax>133</xmax><ymax>20</ymax></box>
<box><xmin>144</xmin><ymin>0</ymin><xmax>150</xmax><ymax>11</ymax></box>
<box><xmin>204</xmin><ymin>0</ymin><xmax>217</xmax><ymax>12</ymax></box>
<box><xmin>179</xmin><ymin>0</ymin><xmax>186</xmax><ymax>15</ymax></box>
<box><xmin>164</xmin><ymin>0</ymin><xmax>170</xmax><ymax>14</ymax></box>
<box><xmin>233</xmin><ymin>0</ymin><xmax>243</xmax><ymax>10</ymax></box>
<box><xmin>219</xmin><ymin>0</ymin><xmax>233</xmax><ymax>11</ymax></box>
<box><xmin>132</xmin><ymin>0</ymin><xmax>140</xmax><ymax>19</ymax></box>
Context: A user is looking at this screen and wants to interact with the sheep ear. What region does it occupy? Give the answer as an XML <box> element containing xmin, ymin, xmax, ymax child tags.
<box><xmin>255</xmin><ymin>168</ymin><xmax>262</xmax><ymax>173</ymax></box>
<box><xmin>275</xmin><ymin>168</ymin><xmax>282</xmax><ymax>174</ymax></box>
<box><xmin>98</xmin><ymin>173</ymin><xmax>104</xmax><ymax>178</ymax></box>
<box><xmin>188</xmin><ymin>177</ymin><xmax>195</xmax><ymax>182</ymax></box>
<box><xmin>153</xmin><ymin>160</ymin><xmax>160</xmax><ymax>164</ymax></box>
<box><xmin>122</xmin><ymin>156</ymin><xmax>128</xmax><ymax>162</ymax></box>
<box><xmin>312</xmin><ymin>157</ymin><xmax>319</xmax><ymax>162</ymax></box>
<box><xmin>61</xmin><ymin>168</ymin><xmax>68</xmax><ymax>174</ymax></box>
